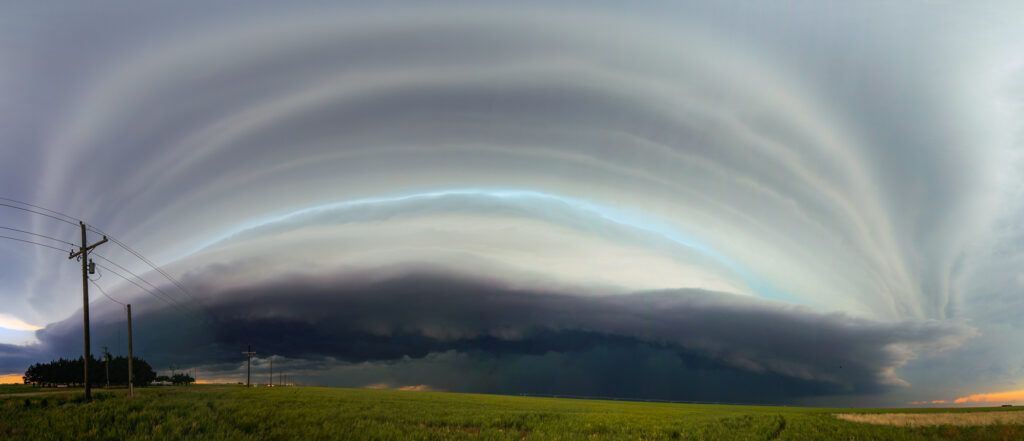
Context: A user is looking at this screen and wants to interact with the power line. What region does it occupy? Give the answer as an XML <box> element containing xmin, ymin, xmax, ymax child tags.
<box><xmin>88</xmin><ymin>228</ymin><xmax>219</xmax><ymax>327</ymax></box>
<box><xmin>92</xmin><ymin>254</ymin><xmax>186</xmax><ymax>308</ymax></box>
<box><xmin>89</xmin><ymin>279</ymin><xmax>125</xmax><ymax>306</ymax></box>
<box><xmin>0</xmin><ymin>228</ymin><xmax>205</xmax><ymax>324</ymax></box>
<box><xmin>0</xmin><ymin>226</ymin><xmax>76</xmax><ymax>246</ymax></box>
<box><xmin>92</xmin><ymin>253</ymin><xmax>211</xmax><ymax>324</ymax></box>
<box><xmin>0</xmin><ymin>199</ymin><xmax>193</xmax><ymax>299</ymax></box>
<box><xmin>87</xmin><ymin>226</ymin><xmax>207</xmax><ymax>306</ymax></box>
<box><xmin>1</xmin><ymin>197</ymin><xmax>213</xmax><ymax>323</ymax></box>
<box><xmin>0</xmin><ymin>197</ymin><xmax>81</xmax><ymax>223</ymax></box>
<box><xmin>0</xmin><ymin>235</ymin><xmax>68</xmax><ymax>253</ymax></box>
<box><xmin>0</xmin><ymin>228</ymin><xmax>199</xmax><ymax>318</ymax></box>
<box><xmin>94</xmin><ymin>261</ymin><xmax>176</xmax><ymax>307</ymax></box>
<box><xmin>94</xmin><ymin>262</ymin><xmax>199</xmax><ymax>318</ymax></box>
<box><xmin>0</xmin><ymin>235</ymin><xmax>126</xmax><ymax>308</ymax></box>
<box><xmin>0</xmin><ymin>197</ymin><xmax>206</xmax><ymax>312</ymax></box>
<box><xmin>0</xmin><ymin>203</ymin><xmax>78</xmax><ymax>226</ymax></box>
<box><xmin>96</xmin><ymin>261</ymin><xmax>207</xmax><ymax>324</ymax></box>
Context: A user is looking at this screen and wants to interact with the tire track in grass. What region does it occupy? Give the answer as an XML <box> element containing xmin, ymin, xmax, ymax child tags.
<box><xmin>770</xmin><ymin>415</ymin><xmax>782</xmax><ymax>439</ymax></box>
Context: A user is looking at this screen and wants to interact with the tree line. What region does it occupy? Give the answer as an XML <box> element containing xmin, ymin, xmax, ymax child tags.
<box><xmin>22</xmin><ymin>355</ymin><xmax>156</xmax><ymax>387</ymax></box>
<box><xmin>154</xmin><ymin>373</ymin><xmax>195</xmax><ymax>385</ymax></box>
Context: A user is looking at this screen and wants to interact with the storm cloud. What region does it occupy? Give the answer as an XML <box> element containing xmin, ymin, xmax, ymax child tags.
<box><xmin>27</xmin><ymin>269</ymin><xmax>974</xmax><ymax>403</ymax></box>
<box><xmin>1</xmin><ymin>1</ymin><xmax>1022</xmax><ymax>405</ymax></box>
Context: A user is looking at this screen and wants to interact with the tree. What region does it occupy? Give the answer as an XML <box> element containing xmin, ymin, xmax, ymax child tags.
<box><xmin>23</xmin><ymin>356</ymin><xmax>156</xmax><ymax>387</ymax></box>
<box><xmin>171</xmin><ymin>373</ymin><xmax>194</xmax><ymax>385</ymax></box>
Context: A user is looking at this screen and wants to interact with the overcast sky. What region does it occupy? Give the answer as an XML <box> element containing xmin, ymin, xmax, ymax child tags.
<box><xmin>1</xmin><ymin>0</ymin><xmax>1023</xmax><ymax>406</ymax></box>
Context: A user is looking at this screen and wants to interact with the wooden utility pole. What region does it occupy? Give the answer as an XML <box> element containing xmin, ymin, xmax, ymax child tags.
<box><xmin>269</xmin><ymin>357</ymin><xmax>273</xmax><ymax>387</ymax></box>
<box><xmin>68</xmin><ymin>221</ymin><xmax>106</xmax><ymax>401</ymax></box>
<box><xmin>242</xmin><ymin>345</ymin><xmax>255</xmax><ymax>387</ymax></box>
<box><xmin>104</xmin><ymin>346</ymin><xmax>110</xmax><ymax>388</ymax></box>
<box><xmin>127</xmin><ymin>304</ymin><xmax>133</xmax><ymax>397</ymax></box>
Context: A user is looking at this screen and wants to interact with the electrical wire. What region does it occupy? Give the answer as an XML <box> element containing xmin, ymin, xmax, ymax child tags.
<box><xmin>0</xmin><ymin>203</ymin><xmax>79</xmax><ymax>226</ymax></box>
<box><xmin>0</xmin><ymin>226</ymin><xmax>76</xmax><ymax>246</ymax></box>
<box><xmin>0</xmin><ymin>197</ymin><xmax>81</xmax><ymax>223</ymax></box>
<box><xmin>95</xmin><ymin>262</ymin><xmax>205</xmax><ymax>322</ymax></box>
<box><xmin>0</xmin><ymin>235</ymin><xmax>161</xmax><ymax>310</ymax></box>
<box><xmin>0</xmin><ymin>196</ymin><xmax>212</xmax><ymax>323</ymax></box>
<box><xmin>0</xmin><ymin>197</ymin><xmax>204</xmax><ymax>309</ymax></box>
<box><xmin>89</xmin><ymin>279</ymin><xmax>125</xmax><ymax>306</ymax></box>
<box><xmin>90</xmin><ymin>238</ymin><xmax>216</xmax><ymax>324</ymax></box>
<box><xmin>91</xmin><ymin>254</ymin><xmax>187</xmax><ymax>310</ymax></box>
<box><xmin>88</xmin><ymin>227</ymin><xmax>205</xmax><ymax>302</ymax></box>
<box><xmin>0</xmin><ymin>229</ymin><xmax>196</xmax><ymax>315</ymax></box>
<box><xmin>0</xmin><ymin>235</ymin><xmax>68</xmax><ymax>253</ymax></box>
<box><xmin>94</xmin><ymin>262</ymin><xmax>180</xmax><ymax>307</ymax></box>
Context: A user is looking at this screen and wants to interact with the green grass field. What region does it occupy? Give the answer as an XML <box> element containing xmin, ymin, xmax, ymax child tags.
<box><xmin>0</xmin><ymin>384</ymin><xmax>79</xmax><ymax>395</ymax></box>
<box><xmin>0</xmin><ymin>384</ymin><xmax>35</xmax><ymax>395</ymax></box>
<box><xmin>2</xmin><ymin>385</ymin><xmax>1023</xmax><ymax>440</ymax></box>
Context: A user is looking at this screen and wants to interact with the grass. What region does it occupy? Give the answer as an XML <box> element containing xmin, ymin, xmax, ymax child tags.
<box><xmin>1</xmin><ymin>385</ymin><xmax>1023</xmax><ymax>440</ymax></box>
<box><xmin>835</xmin><ymin>411</ymin><xmax>1024</xmax><ymax>427</ymax></box>
<box><xmin>0</xmin><ymin>384</ymin><xmax>65</xmax><ymax>395</ymax></box>
<box><xmin>0</xmin><ymin>384</ymin><xmax>32</xmax><ymax>394</ymax></box>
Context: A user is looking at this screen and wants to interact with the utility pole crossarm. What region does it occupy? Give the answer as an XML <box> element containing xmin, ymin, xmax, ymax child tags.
<box><xmin>68</xmin><ymin>236</ymin><xmax>107</xmax><ymax>259</ymax></box>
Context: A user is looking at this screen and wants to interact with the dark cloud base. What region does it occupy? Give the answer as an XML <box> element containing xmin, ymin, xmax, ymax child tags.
<box><xmin>306</xmin><ymin>347</ymin><xmax>843</xmax><ymax>404</ymax></box>
<box><xmin>28</xmin><ymin>271</ymin><xmax>971</xmax><ymax>403</ymax></box>
<box><xmin>0</xmin><ymin>342</ymin><xmax>48</xmax><ymax>373</ymax></box>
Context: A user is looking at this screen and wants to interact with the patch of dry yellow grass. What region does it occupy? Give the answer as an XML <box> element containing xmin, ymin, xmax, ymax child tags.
<box><xmin>835</xmin><ymin>411</ymin><xmax>1024</xmax><ymax>427</ymax></box>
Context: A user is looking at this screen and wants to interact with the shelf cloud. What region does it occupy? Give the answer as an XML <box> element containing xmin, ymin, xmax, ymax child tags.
<box><xmin>24</xmin><ymin>268</ymin><xmax>975</xmax><ymax>403</ymax></box>
<box><xmin>1</xmin><ymin>0</ymin><xmax>1022</xmax><ymax>405</ymax></box>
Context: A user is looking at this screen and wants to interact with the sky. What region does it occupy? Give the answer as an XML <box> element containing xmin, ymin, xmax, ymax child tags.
<box><xmin>0</xmin><ymin>0</ymin><xmax>1022</xmax><ymax>406</ymax></box>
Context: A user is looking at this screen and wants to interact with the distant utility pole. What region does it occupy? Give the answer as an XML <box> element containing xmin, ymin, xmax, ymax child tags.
<box><xmin>103</xmin><ymin>346</ymin><xmax>110</xmax><ymax>388</ymax></box>
<box><xmin>127</xmin><ymin>304</ymin><xmax>133</xmax><ymax>397</ymax></box>
<box><xmin>68</xmin><ymin>221</ymin><xmax>107</xmax><ymax>401</ymax></box>
<box><xmin>242</xmin><ymin>345</ymin><xmax>255</xmax><ymax>387</ymax></box>
<box><xmin>269</xmin><ymin>357</ymin><xmax>273</xmax><ymax>387</ymax></box>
